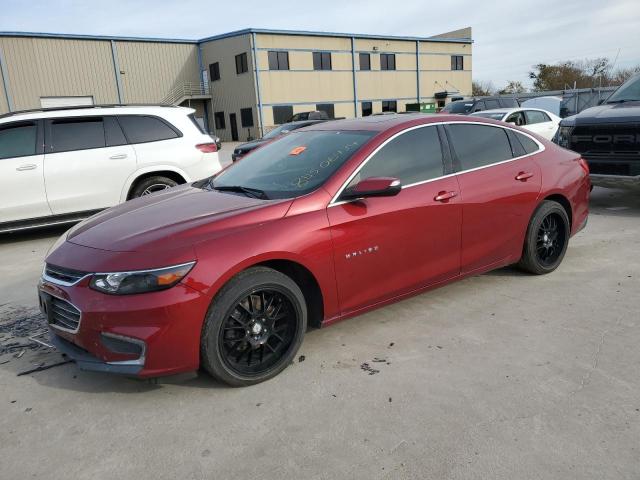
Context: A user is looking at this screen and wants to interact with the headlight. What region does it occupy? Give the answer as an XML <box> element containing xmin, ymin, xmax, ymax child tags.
<box><xmin>89</xmin><ymin>262</ymin><xmax>195</xmax><ymax>295</ymax></box>
<box><xmin>553</xmin><ymin>126</ymin><xmax>573</xmax><ymax>148</ymax></box>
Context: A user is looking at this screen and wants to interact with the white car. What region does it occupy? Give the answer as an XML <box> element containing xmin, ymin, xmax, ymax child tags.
<box><xmin>470</xmin><ymin>108</ymin><xmax>561</xmax><ymax>140</ymax></box>
<box><xmin>0</xmin><ymin>105</ymin><xmax>222</xmax><ymax>232</ymax></box>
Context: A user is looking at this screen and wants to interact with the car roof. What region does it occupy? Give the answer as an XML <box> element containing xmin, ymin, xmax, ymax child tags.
<box><xmin>471</xmin><ymin>109</ymin><xmax>509</xmax><ymax>115</ymax></box>
<box><xmin>0</xmin><ymin>105</ymin><xmax>194</xmax><ymax>123</ymax></box>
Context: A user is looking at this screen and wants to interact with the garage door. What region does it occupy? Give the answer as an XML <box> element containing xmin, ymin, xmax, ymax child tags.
<box><xmin>40</xmin><ymin>96</ymin><xmax>94</xmax><ymax>108</ymax></box>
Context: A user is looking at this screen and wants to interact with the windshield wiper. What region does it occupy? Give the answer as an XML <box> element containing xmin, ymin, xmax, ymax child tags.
<box><xmin>213</xmin><ymin>185</ymin><xmax>269</xmax><ymax>199</ymax></box>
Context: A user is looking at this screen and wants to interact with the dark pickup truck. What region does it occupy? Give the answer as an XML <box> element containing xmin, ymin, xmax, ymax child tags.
<box><xmin>554</xmin><ymin>73</ymin><xmax>640</xmax><ymax>189</ymax></box>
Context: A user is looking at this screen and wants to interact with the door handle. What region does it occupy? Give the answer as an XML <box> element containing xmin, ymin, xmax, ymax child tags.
<box><xmin>515</xmin><ymin>171</ymin><xmax>534</xmax><ymax>181</ymax></box>
<box><xmin>434</xmin><ymin>190</ymin><xmax>458</xmax><ymax>202</ymax></box>
<box><xmin>109</xmin><ymin>154</ymin><xmax>128</xmax><ymax>160</ymax></box>
<box><xmin>16</xmin><ymin>164</ymin><xmax>37</xmax><ymax>171</ymax></box>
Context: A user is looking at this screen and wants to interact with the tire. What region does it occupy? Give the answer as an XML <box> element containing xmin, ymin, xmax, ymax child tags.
<box><xmin>200</xmin><ymin>266</ymin><xmax>307</xmax><ymax>387</ymax></box>
<box><xmin>517</xmin><ymin>200</ymin><xmax>570</xmax><ymax>275</ymax></box>
<box><xmin>130</xmin><ymin>175</ymin><xmax>178</xmax><ymax>198</ymax></box>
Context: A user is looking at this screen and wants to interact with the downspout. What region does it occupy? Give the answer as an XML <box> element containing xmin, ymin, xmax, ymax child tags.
<box><xmin>251</xmin><ymin>32</ymin><xmax>264</xmax><ymax>137</ymax></box>
<box><xmin>0</xmin><ymin>45</ymin><xmax>15</xmax><ymax>112</ymax></box>
<box><xmin>415</xmin><ymin>40</ymin><xmax>420</xmax><ymax>103</ymax></box>
<box><xmin>351</xmin><ymin>36</ymin><xmax>358</xmax><ymax>117</ymax></box>
<box><xmin>196</xmin><ymin>43</ymin><xmax>211</xmax><ymax>134</ymax></box>
<box><xmin>110</xmin><ymin>40</ymin><xmax>124</xmax><ymax>104</ymax></box>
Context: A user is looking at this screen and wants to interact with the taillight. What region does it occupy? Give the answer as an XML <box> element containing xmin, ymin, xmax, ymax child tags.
<box><xmin>578</xmin><ymin>157</ymin><xmax>589</xmax><ymax>175</ymax></box>
<box><xmin>196</xmin><ymin>143</ymin><xmax>217</xmax><ymax>153</ymax></box>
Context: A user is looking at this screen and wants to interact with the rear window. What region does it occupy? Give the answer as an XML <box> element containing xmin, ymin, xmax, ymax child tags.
<box><xmin>471</xmin><ymin>111</ymin><xmax>506</xmax><ymax>120</ymax></box>
<box><xmin>448</xmin><ymin>124</ymin><xmax>514</xmax><ymax>171</ymax></box>
<box><xmin>213</xmin><ymin>130</ymin><xmax>375</xmax><ymax>199</ymax></box>
<box><xmin>0</xmin><ymin>121</ymin><xmax>38</xmax><ymax>159</ymax></box>
<box><xmin>118</xmin><ymin>115</ymin><xmax>179</xmax><ymax>144</ymax></box>
<box><xmin>443</xmin><ymin>102</ymin><xmax>473</xmax><ymax>114</ymax></box>
<box><xmin>50</xmin><ymin>117</ymin><xmax>105</xmax><ymax>152</ymax></box>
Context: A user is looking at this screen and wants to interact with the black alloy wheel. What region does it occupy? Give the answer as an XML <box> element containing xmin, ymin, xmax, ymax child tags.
<box><xmin>535</xmin><ymin>213</ymin><xmax>566</xmax><ymax>267</ymax></box>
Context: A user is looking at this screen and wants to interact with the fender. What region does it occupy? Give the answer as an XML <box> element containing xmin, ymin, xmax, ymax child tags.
<box><xmin>120</xmin><ymin>165</ymin><xmax>192</xmax><ymax>202</ymax></box>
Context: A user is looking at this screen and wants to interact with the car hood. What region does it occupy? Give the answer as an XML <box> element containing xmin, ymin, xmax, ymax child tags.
<box><xmin>66</xmin><ymin>184</ymin><xmax>292</xmax><ymax>253</ymax></box>
<box><xmin>561</xmin><ymin>101</ymin><xmax>640</xmax><ymax>126</ymax></box>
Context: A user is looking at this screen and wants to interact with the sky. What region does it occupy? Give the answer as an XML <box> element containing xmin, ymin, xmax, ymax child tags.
<box><xmin>1</xmin><ymin>0</ymin><xmax>639</xmax><ymax>89</ymax></box>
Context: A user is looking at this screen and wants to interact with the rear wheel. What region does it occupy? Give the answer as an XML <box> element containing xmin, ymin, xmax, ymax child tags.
<box><xmin>200</xmin><ymin>267</ymin><xmax>307</xmax><ymax>386</ymax></box>
<box><xmin>517</xmin><ymin>200</ymin><xmax>570</xmax><ymax>275</ymax></box>
<box><xmin>130</xmin><ymin>175</ymin><xmax>178</xmax><ymax>198</ymax></box>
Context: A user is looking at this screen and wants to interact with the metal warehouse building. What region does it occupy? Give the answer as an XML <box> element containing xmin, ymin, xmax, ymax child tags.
<box><xmin>0</xmin><ymin>27</ymin><xmax>472</xmax><ymax>142</ymax></box>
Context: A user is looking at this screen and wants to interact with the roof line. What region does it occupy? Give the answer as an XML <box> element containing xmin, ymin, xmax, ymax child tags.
<box><xmin>0</xmin><ymin>27</ymin><xmax>473</xmax><ymax>45</ymax></box>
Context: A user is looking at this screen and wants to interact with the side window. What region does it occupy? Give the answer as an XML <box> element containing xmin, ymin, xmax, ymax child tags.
<box><xmin>485</xmin><ymin>99</ymin><xmax>500</xmax><ymax>109</ymax></box>
<box><xmin>50</xmin><ymin>117</ymin><xmax>105</xmax><ymax>153</ymax></box>
<box><xmin>505</xmin><ymin>112</ymin><xmax>525</xmax><ymax>126</ymax></box>
<box><xmin>0</xmin><ymin>121</ymin><xmax>38</xmax><ymax>159</ymax></box>
<box><xmin>118</xmin><ymin>116</ymin><xmax>179</xmax><ymax>144</ymax></box>
<box><xmin>514</xmin><ymin>132</ymin><xmax>540</xmax><ymax>155</ymax></box>
<box><xmin>273</xmin><ymin>106</ymin><xmax>293</xmax><ymax>125</ymax></box>
<box><xmin>525</xmin><ymin>110</ymin><xmax>550</xmax><ymax>124</ymax></box>
<box><xmin>351</xmin><ymin>126</ymin><xmax>444</xmax><ymax>186</ymax></box>
<box><xmin>448</xmin><ymin>124</ymin><xmax>513</xmax><ymax>171</ymax></box>
<box><xmin>104</xmin><ymin>117</ymin><xmax>127</xmax><ymax>146</ymax></box>
<box><xmin>472</xmin><ymin>101</ymin><xmax>485</xmax><ymax>112</ymax></box>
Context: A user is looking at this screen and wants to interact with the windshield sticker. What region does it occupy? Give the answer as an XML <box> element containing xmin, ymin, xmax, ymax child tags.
<box><xmin>291</xmin><ymin>141</ymin><xmax>361</xmax><ymax>189</ymax></box>
<box><xmin>289</xmin><ymin>146</ymin><xmax>307</xmax><ymax>156</ymax></box>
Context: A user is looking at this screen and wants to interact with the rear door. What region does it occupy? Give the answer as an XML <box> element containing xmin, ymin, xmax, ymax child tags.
<box><xmin>44</xmin><ymin>116</ymin><xmax>137</xmax><ymax>214</ymax></box>
<box><xmin>445</xmin><ymin>123</ymin><xmax>542</xmax><ymax>273</ymax></box>
<box><xmin>0</xmin><ymin>120</ymin><xmax>51</xmax><ymax>223</ymax></box>
<box><xmin>328</xmin><ymin>125</ymin><xmax>462</xmax><ymax>313</ymax></box>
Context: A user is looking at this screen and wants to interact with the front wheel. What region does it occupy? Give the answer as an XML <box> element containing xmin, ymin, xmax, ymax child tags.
<box><xmin>200</xmin><ymin>267</ymin><xmax>307</xmax><ymax>386</ymax></box>
<box><xmin>517</xmin><ymin>200</ymin><xmax>570</xmax><ymax>275</ymax></box>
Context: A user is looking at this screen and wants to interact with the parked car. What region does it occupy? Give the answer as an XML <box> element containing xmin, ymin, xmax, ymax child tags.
<box><xmin>0</xmin><ymin>105</ymin><xmax>222</xmax><ymax>233</ymax></box>
<box><xmin>471</xmin><ymin>108</ymin><xmax>561</xmax><ymax>140</ymax></box>
<box><xmin>287</xmin><ymin>110</ymin><xmax>329</xmax><ymax>122</ymax></box>
<box><xmin>232</xmin><ymin>119</ymin><xmax>327</xmax><ymax>162</ymax></box>
<box><xmin>521</xmin><ymin>96</ymin><xmax>563</xmax><ymax>117</ymax></box>
<box><xmin>40</xmin><ymin>114</ymin><xmax>589</xmax><ymax>386</ymax></box>
<box><xmin>439</xmin><ymin>97</ymin><xmax>520</xmax><ymax>114</ymax></box>
<box><xmin>553</xmin><ymin>72</ymin><xmax>640</xmax><ymax>189</ymax></box>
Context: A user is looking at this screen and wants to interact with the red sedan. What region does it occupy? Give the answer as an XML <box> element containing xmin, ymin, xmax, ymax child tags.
<box><xmin>39</xmin><ymin>114</ymin><xmax>590</xmax><ymax>386</ymax></box>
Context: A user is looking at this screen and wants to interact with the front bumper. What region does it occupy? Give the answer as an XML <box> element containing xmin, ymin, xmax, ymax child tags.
<box><xmin>38</xmin><ymin>275</ymin><xmax>211</xmax><ymax>378</ymax></box>
<box><xmin>590</xmin><ymin>174</ymin><xmax>640</xmax><ymax>190</ymax></box>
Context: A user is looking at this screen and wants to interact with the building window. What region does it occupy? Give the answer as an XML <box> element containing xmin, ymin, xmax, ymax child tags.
<box><xmin>312</xmin><ymin>51</ymin><xmax>332</xmax><ymax>70</ymax></box>
<box><xmin>380</xmin><ymin>53</ymin><xmax>396</xmax><ymax>71</ymax></box>
<box><xmin>214</xmin><ymin>112</ymin><xmax>226</xmax><ymax>129</ymax></box>
<box><xmin>382</xmin><ymin>100</ymin><xmax>397</xmax><ymax>113</ymax></box>
<box><xmin>268</xmin><ymin>51</ymin><xmax>289</xmax><ymax>70</ymax></box>
<box><xmin>451</xmin><ymin>55</ymin><xmax>464</xmax><ymax>70</ymax></box>
<box><xmin>359</xmin><ymin>53</ymin><xmax>370</xmax><ymax>71</ymax></box>
<box><xmin>361</xmin><ymin>101</ymin><xmax>373</xmax><ymax>117</ymax></box>
<box><xmin>316</xmin><ymin>103</ymin><xmax>335</xmax><ymax>119</ymax></box>
<box><xmin>209</xmin><ymin>62</ymin><xmax>220</xmax><ymax>81</ymax></box>
<box><xmin>273</xmin><ymin>105</ymin><xmax>293</xmax><ymax>124</ymax></box>
<box><xmin>240</xmin><ymin>108</ymin><xmax>254</xmax><ymax>127</ymax></box>
<box><xmin>235</xmin><ymin>53</ymin><xmax>248</xmax><ymax>74</ymax></box>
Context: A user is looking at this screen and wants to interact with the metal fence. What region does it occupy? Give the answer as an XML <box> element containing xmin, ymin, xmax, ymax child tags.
<box><xmin>497</xmin><ymin>86</ymin><xmax>618</xmax><ymax>117</ymax></box>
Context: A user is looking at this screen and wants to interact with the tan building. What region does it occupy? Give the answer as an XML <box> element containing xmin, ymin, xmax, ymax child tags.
<box><xmin>0</xmin><ymin>28</ymin><xmax>472</xmax><ymax>142</ymax></box>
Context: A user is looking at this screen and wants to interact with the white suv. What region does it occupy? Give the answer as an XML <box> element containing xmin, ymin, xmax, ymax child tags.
<box><xmin>0</xmin><ymin>105</ymin><xmax>222</xmax><ymax>232</ymax></box>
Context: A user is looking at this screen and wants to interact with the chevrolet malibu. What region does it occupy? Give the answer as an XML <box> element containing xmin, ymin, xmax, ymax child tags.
<box><xmin>39</xmin><ymin>114</ymin><xmax>590</xmax><ymax>386</ymax></box>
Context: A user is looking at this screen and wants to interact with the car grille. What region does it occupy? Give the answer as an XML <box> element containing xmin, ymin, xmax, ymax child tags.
<box><xmin>49</xmin><ymin>297</ymin><xmax>81</xmax><ymax>332</ymax></box>
<box><xmin>44</xmin><ymin>264</ymin><xmax>88</xmax><ymax>285</ymax></box>
<box><xmin>570</xmin><ymin>124</ymin><xmax>640</xmax><ymax>157</ymax></box>
<box><xmin>587</xmin><ymin>162</ymin><xmax>631</xmax><ymax>176</ymax></box>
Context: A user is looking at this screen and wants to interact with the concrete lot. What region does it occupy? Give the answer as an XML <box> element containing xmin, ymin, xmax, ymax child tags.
<box><xmin>1</xmin><ymin>182</ymin><xmax>639</xmax><ymax>480</ymax></box>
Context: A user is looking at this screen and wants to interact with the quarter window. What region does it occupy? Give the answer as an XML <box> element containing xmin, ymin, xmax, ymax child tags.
<box><xmin>118</xmin><ymin>116</ymin><xmax>179</xmax><ymax>144</ymax></box>
<box><xmin>514</xmin><ymin>132</ymin><xmax>540</xmax><ymax>154</ymax></box>
<box><xmin>0</xmin><ymin>121</ymin><xmax>38</xmax><ymax>159</ymax></box>
<box><xmin>352</xmin><ymin>126</ymin><xmax>444</xmax><ymax>186</ymax></box>
<box><xmin>235</xmin><ymin>53</ymin><xmax>248</xmax><ymax>74</ymax></box>
<box><xmin>273</xmin><ymin>105</ymin><xmax>293</xmax><ymax>125</ymax></box>
<box><xmin>214</xmin><ymin>112</ymin><xmax>226</xmax><ymax>130</ymax></box>
<box><xmin>50</xmin><ymin>117</ymin><xmax>105</xmax><ymax>152</ymax></box>
<box><xmin>268</xmin><ymin>51</ymin><xmax>289</xmax><ymax>70</ymax></box>
<box><xmin>209</xmin><ymin>62</ymin><xmax>220</xmax><ymax>81</ymax></box>
<box><xmin>312</xmin><ymin>52</ymin><xmax>332</xmax><ymax>70</ymax></box>
<box><xmin>359</xmin><ymin>53</ymin><xmax>371</xmax><ymax>70</ymax></box>
<box><xmin>361</xmin><ymin>101</ymin><xmax>373</xmax><ymax>117</ymax></box>
<box><xmin>382</xmin><ymin>100</ymin><xmax>397</xmax><ymax>113</ymax></box>
<box><xmin>448</xmin><ymin>124</ymin><xmax>514</xmax><ymax>171</ymax></box>
<box><xmin>380</xmin><ymin>53</ymin><xmax>396</xmax><ymax>71</ymax></box>
<box><xmin>525</xmin><ymin>110</ymin><xmax>550</xmax><ymax>124</ymax></box>
<box><xmin>240</xmin><ymin>108</ymin><xmax>254</xmax><ymax>128</ymax></box>
<box><xmin>451</xmin><ymin>55</ymin><xmax>464</xmax><ymax>70</ymax></box>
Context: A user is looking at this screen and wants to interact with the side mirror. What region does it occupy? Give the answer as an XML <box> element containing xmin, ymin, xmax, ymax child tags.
<box><xmin>341</xmin><ymin>177</ymin><xmax>402</xmax><ymax>200</ymax></box>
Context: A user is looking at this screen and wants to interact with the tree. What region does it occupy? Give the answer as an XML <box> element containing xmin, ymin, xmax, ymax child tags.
<box><xmin>472</xmin><ymin>80</ymin><xmax>495</xmax><ymax>97</ymax></box>
<box><xmin>529</xmin><ymin>57</ymin><xmax>640</xmax><ymax>91</ymax></box>
<box><xmin>498</xmin><ymin>80</ymin><xmax>527</xmax><ymax>94</ymax></box>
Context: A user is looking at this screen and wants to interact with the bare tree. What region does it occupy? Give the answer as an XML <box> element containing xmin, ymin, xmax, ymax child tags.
<box><xmin>472</xmin><ymin>80</ymin><xmax>495</xmax><ymax>97</ymax></box>
<box><xmin>498</xmin><ymin>80</ymin><xmax>527</xmax><ymax>94</ymax></box>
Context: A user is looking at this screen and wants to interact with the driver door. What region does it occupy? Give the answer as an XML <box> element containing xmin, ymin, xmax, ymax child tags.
<box><xmin>327</xmin><ymin>125</ymin><xmax>462</xmax><ymax>314</ymax></box>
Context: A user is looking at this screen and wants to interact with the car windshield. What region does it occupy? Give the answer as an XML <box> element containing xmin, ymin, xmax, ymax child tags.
<box><xmin>471</xmin><ymin>111</ymin><xmax>506</xmax><ymax>120</ymax></box>
<box><xmin>211</xmin><ymin>130</ymin><xmax>375</xmax><ymax>199</ymax></box>
<box><xmin>262</xmin><ymin>124</ymin><xmax>294</xmax><ymax>139</ymax></box>
<box><xmin>606</xmin><ymin>75</ymin><xmax>640</xmax><ymax>103</ymax></box>
<box><xmin>443</xmin><ymin>102</ymin><xmax>473</xmax><ymax>113</ymax></box>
